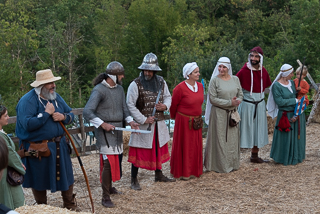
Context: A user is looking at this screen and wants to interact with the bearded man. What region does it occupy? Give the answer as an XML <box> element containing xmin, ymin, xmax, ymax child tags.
<box><xmin>126</xmin><ymin>53</ymin><xmax>175</xmax><ymax>191</ymax></box>
<box><xmin>16</xmin><ymin>69</ymin><xmax>80</xmax><ymax>211</ymax></box>
<box><xmin>83</xmin><ymin>61</ymin><xmax>139</xmax><ymax>208</ymax></box>
<box><xmin>236</xmin><ymin>46</ymin><xmax>272</xmax><ymax>163</ymax></box>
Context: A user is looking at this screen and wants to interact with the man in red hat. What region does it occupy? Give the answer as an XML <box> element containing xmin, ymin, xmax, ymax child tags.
<box><xmin>236</xmin><ymin>47</ymin><xmax>272</xmax><ymax>163</ymax></box>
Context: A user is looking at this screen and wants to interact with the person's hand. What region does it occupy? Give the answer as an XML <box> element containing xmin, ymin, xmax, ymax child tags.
<box><xmin>297</xmin><ymin>86</ymin><xmax>301</xmax><ymax>91</ymax></box>
<box><xmin>45</xmin><ymin>102</ymin><xmax>55</xmax><ymax>115</ymax></box>
<box><xmin>52</xmin><ymin>112</ymin><xmax>65</xmax><ymax>121</ymax></box>
<box><xmin>129</xmin><ymin>121</ymin><xmax>140</xmax><ymax>130</ymax></box>
<box><xmin>100</xmin><ymin>122</ymin><xmax>115</xmax><ymax>132</ymax></box>
<box><xmin>155</xmin><ymin>102</ymin><xmax>167</xmax><ymax>111</ymax></box>
<box><xmin>145</xmin><ymin>116</ymin><xmax>155</xmax><ymax>124</ymax></box>
<box><xmin>231</xmin><ymin>97</ymin><xmax>241</xmax><ymax>107</ymax></box>
<box><xmin>22</xmin><ymin>163</ymin><xmax>26</xmax><ymax>171</ymax></box>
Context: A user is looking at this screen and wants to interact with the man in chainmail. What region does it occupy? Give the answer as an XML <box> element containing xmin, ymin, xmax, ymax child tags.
<box><xmin>83</xmin><ymin>61</ymin><xmax>139</xmax><ymax>208</ymax></box>
<box><xmin>126</xmin><ymin>53</ymin><xmax>175</xmax><ymax>191</ymax></box>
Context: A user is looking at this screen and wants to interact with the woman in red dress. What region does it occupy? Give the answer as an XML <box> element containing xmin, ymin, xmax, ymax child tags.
<box><xmin>170</xmin><ymin>62</ymin><xmax>204</xmax><ymax>180</ymax></box>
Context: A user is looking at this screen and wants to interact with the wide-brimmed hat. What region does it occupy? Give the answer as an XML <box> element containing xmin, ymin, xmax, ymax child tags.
<box><xmin>30</xmin><ymin>69</ymin><xmax>61</xmax><ymax>87</ymax></box>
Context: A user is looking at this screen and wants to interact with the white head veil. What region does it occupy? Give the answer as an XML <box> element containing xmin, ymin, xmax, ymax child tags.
<box><xmin>204</xmin><ymin>57</ymin><xmax>232</xmax><ymax>125</ymax></box>
<box><xmin>247</xmin><ymin>52</ymin><xmax>264</xmax><ymax>96</ymax></box>
<box><xmin>266</xmin><ymin>64</ymin><xmax>294</xmax><ymax>119</ymax></box>
<box><xmin>183</xmin><ymin>62</ymin><xmax>198</xmax><ymax>79</ymax></box>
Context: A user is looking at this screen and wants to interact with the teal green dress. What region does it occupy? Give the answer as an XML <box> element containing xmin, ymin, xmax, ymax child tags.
<box><xmin>0</xmin><ymin>131</ymin><xmax>25</xmax><ymax>209</ymax></box>
<box><xmin>270</xmin><ymin>81</ymin><xmax>306</xmax><ymax>165</ymax></box>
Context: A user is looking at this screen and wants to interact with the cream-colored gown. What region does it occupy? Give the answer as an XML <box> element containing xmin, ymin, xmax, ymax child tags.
<box><xmin>204</xmin><ymin>76</ymin><xmax>243</xmax><ymax>173</ymax></box>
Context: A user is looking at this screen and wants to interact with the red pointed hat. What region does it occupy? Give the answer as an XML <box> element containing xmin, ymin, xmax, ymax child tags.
<box><xmin>250</xmin><ymin>46</ymin><xmax>263</xmax><ymax>56</ymax></box>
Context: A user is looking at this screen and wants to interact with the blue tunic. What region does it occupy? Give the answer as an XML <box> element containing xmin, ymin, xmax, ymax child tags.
<box><xmin>15</xmin><ymin>89</ymin><xmax>74</xmax><ymax>192</ymax></box>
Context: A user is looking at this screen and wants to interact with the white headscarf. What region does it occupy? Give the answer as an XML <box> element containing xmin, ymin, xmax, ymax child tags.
<box><xmin>204</xmin><ymin>57</ymin><xmax>232</xmax><ymax>125</ymax></box>
<box><xmin>107</xmin><ymin>74</ymin><xmax>117</xmax><ymax>87</ymax></box>
<box><xmin>266</xmin><ymin>64</ymin><xmax>294</xmax><ymax>119</ymax></box>
<box><xmin>183</xmin><ymin>62</ymin><xmax>198</xmax><ymax>79</ymax></box>
<box><xmin>247</xmin><ymin>52</ymin><xmax>264</xmax><ymax>96</ymax></box>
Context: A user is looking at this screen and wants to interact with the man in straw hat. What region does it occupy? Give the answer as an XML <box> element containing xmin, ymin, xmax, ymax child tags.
<box><xmin>83</xmin><ymin>61</ymin><xmax>139</xmax><ymax>208</ymax></box>
<box><xmin>126</xmin><ymin>53</ymin><xmax>175</xmax><ymax>191</ymax></box>
<box><xmin>236</xmin><ymin>46</ymin><xmax>272</xmax><ymax>163</ymax></box>
<box><xmin>15</xmin><ymin>69</ymin><xmax>80</xmax><ymax>211</ymax></box>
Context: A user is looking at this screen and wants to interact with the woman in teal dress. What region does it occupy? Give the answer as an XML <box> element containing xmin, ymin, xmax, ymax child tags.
<box><xmin>0</xmin><ymin>105</ymin><xmax>26</xmax><ymax>209</ymax></box>
<box><xmin>267</xmin><ymin>64</ymin><xmax>306</xmax><ymax>165</ymax></box>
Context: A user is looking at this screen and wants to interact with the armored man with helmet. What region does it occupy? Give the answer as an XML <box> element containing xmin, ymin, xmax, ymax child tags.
<box><xmin>83</xmin><ymin>61</ymin><xmax>139</xmax><ymax>208</ymax></box>
<box><xmin>127</xmin><ymin>53</ymin><xmax>175</xmax><ymax>191</ymax></box>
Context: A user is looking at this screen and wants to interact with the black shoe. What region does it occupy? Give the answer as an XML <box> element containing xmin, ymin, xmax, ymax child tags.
<box><xmin>102</xmin><ymin>197</ymin><xmax>115</xmax><ymax>208</ymax></box>
<box><xmin>155</xmin><ymin>171</ymin><xmax>176</xmax><ymax>182</ymax></box>
<box><xmin>109</xmin><ymin>187</ymin><xmax>122</xmax><ymax>194</ymax></box>
<box><xmin>250</xmin><ymin>157</ymin><xmax>270</xmax><ymax>163</ymax></box>
<box><xmin>131</xmin><ymin>177</ymin><xmax>141</xmax><ymax>191</ymax></box>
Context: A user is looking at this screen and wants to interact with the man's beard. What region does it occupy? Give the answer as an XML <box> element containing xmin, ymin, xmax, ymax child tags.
<box><xmin>116</xmin><ymin>77</ymin><xmax>123</xmax><ymax>85</ymax></box>
<box><xmin>144</xmin><ymin>75</ymin><xmax>152</xmax><ymax>81</ymax></box>
<box><xmin>250</xmin><ymin>59</ymin><xmax>260</xmax><ymax>66</ymax></box>
<box><xmin>41</xmin><ymin>87</ymin><xmax>57</xmax><ymax>100</ymax></box>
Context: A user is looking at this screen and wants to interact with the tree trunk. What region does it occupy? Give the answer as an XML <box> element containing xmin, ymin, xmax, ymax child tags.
<box><xmin>307</xmin><ymin>90</ymin><xmax>320</xmax><ymax>125</ymax></box>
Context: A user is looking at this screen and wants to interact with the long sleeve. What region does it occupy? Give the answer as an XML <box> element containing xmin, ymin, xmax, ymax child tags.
<box><xmin>126</xmin><ymin>82</ymin><xmax>147</xmax><ymax>124</ymax></box>
<box><xmin>209</xmin><ymin>78</ymin><xmax>232</xmax><ymax>108</ymax></box>
<box><xmin>272</xmin><ymin>82</ymin><xmax>296</xmax><ymax>107</ymax></box>
<box><xmin>57</xmin><ymin>94</ymin><xmax>74</xmax><ymax>125</ymax></box>
<box><xmin>122</xmin><ymin>87</ymin><xmax>132</xmax><ymax>121</ymax></box>
<box><xmin>0</xmin><ymin>133</ymin><xmax>25</xmax><ymax>175</ymax></box>
<box><xmin>83</xmin><ymin>89</ymin><xmax>104</xmax><ymax>121</ymax></box>
<box><xmin>16</xmin><ymin>94</ymin><xmax>51</xmax><ymax>132</ymax></box>
<box><xmin>236</xmin><ymin>77</ymin><xmax>244</xmax><ymax>102</ymax></box>
<box><xmin>162</xmin><ymin>80</ymin><xmax>172</xmax><ymax>110</ymax></box>
<box><xmin>170</xmin><ymin>84</ymin><xmax>182</xmax><ymax>119</ymax></box>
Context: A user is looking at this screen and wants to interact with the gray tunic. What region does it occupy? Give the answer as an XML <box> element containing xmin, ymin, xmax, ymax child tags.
<box><xmin>238</xmin><ymin>90</ymin><xmax>269</xmax><ymax>148</ymax></box>
<box><xmin>83</xmin><ymin>83</ymin><xmax>130</xmax><ymax>150</ymax></box>
<box><xmin>204</xmin><ymin>76</ymin><xmax>243</xmax><ymax>173</ymax></box>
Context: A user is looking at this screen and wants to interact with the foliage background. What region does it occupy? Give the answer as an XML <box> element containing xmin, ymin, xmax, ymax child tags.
<box><xmin>0</xmin><ymin>0</ymin><xmax>319</xmax><ymax>123</ymax></box>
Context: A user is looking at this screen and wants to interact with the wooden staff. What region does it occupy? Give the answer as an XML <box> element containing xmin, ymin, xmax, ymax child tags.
<box><xmin>59</xmin><ymin>121</ymin><xmax>95</xmax><ymax>213</ymax></box>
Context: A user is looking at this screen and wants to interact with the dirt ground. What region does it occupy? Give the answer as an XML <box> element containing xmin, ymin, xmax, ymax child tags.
<box><xmin>18</xmin><ymin>123</ymin><xmax>320</xmax><ymax>213</ymax></box>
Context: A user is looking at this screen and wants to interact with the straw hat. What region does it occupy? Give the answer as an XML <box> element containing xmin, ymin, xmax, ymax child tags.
<box><xmin>30</xmin><ymin>69</ymin><xmax>61</xmax><ymax>87</ymax></box>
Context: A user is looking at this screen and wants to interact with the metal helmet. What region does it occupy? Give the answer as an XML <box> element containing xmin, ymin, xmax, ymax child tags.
<box><xmin>106</xmin><ymin>61</ymin><xmax>125</xmax><ymax>75</ymax></box>
<box><xmin>138</xmin><ymin>53</ymin><xmax>162</xmax><ymax>71</ymax></box>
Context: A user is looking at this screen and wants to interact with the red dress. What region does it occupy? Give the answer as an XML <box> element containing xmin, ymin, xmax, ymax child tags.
<box><xmin>170</xmin><ymin>82</ymin><xmax>204</xmax><ymax>179</ymax></box>
<box><xmin>128</xmin><ymin>125</ymin><xmax>170</xmax><ymax>170</ymax></box>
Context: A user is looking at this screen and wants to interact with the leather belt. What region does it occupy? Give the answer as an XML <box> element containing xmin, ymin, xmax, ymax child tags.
<box><xmin>23</xmin><ymin>135</ymin><xmax>64</xmax><ymax>157</ymax></box>
<box><xmin>26</xmin><ymin>134</ymin><xmax>65</xmax><ymax>181</ymax></box>
<box><xmin>214</xmin><ymin>106</ymin><xmax>236</xmax><ymax>142</ymax></box>
<box><xmin>243</xmin><ymin>99</ymin><xmax>264</xmax><ymax>120</ymax></box>
<box><xmin>177</xmin><ymin>112</ymin><xmax>201</xmax><ymax>130</ymax></box>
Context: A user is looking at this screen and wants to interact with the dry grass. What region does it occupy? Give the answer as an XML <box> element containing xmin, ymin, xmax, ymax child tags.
<box><xmin>16</xmin><ymin>124</ymin><xmax>320</xmax><ymax>213</ymax></box>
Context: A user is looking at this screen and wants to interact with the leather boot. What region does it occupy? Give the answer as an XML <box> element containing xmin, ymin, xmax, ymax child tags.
<box><xmin>250</xmin><ymin>152</ymin><xmax>269</xmax><ymax>163</ymax></box>
<box><xmin>102</xmin><ymin>195</ymin><xmax>115</xmax><ymax>208</ymax></box>
<box><xmin>110</xmin><ymin>187</ymin><xmax>122</xmax><ymax>195</ymax></box>
<box><xmin>32</xmin><ymin>188</ymin><xmax>47</xmax><ymax>204</ymax></box>
<box><xmin>155</xmin><ymin>170</ymin><xmax>176</xmax><ymax>182</ymax></box>
<box><xmin>130</xmin><ymin>177</ymin><xmax>141</xmax><ymax>191</ymax></box>
<box><xmin>101</xmin><ymin>159</ymin><xmax>115</xmax><ymax>208</ymax></box>
<box><xmin>61</xmin><ymin>184</ymin><xmax>81</xmax><ymax>212</ymax></box>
